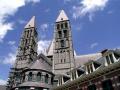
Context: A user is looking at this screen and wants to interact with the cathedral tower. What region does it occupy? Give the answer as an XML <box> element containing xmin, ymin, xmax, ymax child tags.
<box><xmin>15</xmin><ymin>16</ymin><xmax>38</xmax><ymax>68</ymax></box>
<box><xmin>53</xmin><ymin>10</ymin><xmax>75</xmax><ymax>74</ymax></box>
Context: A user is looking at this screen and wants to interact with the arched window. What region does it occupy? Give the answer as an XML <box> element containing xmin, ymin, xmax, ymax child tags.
<box><xmin>28</xmin><ymin>72</ymin><xmax>32</xmax><ymax>81</ymax></box>
<box><xmin>23</xmin><ymin>74</ymin><xmax>25</xmax><ymax>82</ymax></box>
<box><xmin>51</xmin><ymin>77</ymin><xmax>54</xmax><ymax>85</ymax></box>
<box><xmin>45</xmin><ymin>74</ymin><xmax>49</xmax><ymax>83</ymax></box>
<box><xmin>37</xmin><ymin>72</ymin><xmax>41</xmax><ymax>81</ymax></box>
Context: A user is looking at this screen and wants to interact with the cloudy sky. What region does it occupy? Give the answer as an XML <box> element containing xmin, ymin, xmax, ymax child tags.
<box><xmin>0</xmin><ymin>0</ymin><xmax>120</xmax><ymax>85</ymax></box>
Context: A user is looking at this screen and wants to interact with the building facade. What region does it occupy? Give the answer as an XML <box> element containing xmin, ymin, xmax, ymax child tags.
<box><xmin>7</xmin><ymin>10</ymin><xmax>120</xmax><ymax>90</ymax></box>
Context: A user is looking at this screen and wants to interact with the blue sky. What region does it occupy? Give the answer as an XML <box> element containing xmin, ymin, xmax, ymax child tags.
<box><xmin>0</xmin><ymin>0</ymin><xmax>120</xmax><ymax>84</ymax></box>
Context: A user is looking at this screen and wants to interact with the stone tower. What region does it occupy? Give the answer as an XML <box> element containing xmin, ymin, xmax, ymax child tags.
<box><xmin>53</xmin><ymin>10</ymin><xmax>75</xmax><ymax>74</ymax></box>
<box><xmin>7</xmin><ymin>16</ymin><xmax>38</xmax><ymax>89</ymax></box>
<box><xmin>14</xmin><ymin>16</ymin><xmax>38</xmax><ymax>68</ymax></box>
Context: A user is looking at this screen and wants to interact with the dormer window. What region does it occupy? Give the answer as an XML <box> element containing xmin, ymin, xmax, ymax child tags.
<box><xmin>105</xmin><ymin>53</ymin><xmax>115</xmax><ymax>66</ymax></box>
<box><xmin>114</xmin><ymin>53</ymin><xmax>120</xmax><ymax>60</ymax></box>
<box><xmin>106</xmin><ymin>56</ymin><xmax>111</xmax><ymax>65</ymax></box>
<box><xmin>86</xmin><ymin>64</ymin><xmax>93</xmax><ymax>74</ymax></box>
<box><xmin>58</xmin><ymin>77</ymin><xmax>63</xmax><ymax>86</ymax></box>
<box><xmin>102</xmin><ymin>49</ymin><xmax>120</xmax><ymax>66</ymax></box>
<box><xmin>109</xmin><ymin>54</ymin><xmax>114</xmax><ymax>63</ymax></box>
<box><xmin>85</xmin><ymin>61</ymin><xmax>101</xmax><ymax>74</ymax></box>
<box><xmin>71</xmin><ymin>71</ymin><xmax>76</xmax><ymax>80</ymax></box>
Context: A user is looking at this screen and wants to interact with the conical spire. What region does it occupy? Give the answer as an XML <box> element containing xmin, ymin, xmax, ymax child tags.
<box><xmin>24</xmin><ymin>16</ymin><xmax>35</xmax><ymax>28</ymax></box>
<box><xmin>56</xmin><ymin>10</ymin><xmax>69</xmax><ymax>22</ymax></box>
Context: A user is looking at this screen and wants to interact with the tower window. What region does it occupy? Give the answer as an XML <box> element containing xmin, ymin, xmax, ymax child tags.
<box><xmin>61</xmin><ymin>23</ymin><xmax>63</xmax><ymax>29</ymax></box>
<box><xmin>61</xmin><ymin>59</ymin><xmax>62</xmax><ymax>63</ymax></box>
<box><xmin>64</xmin><ymin>59</ymin><xmax>66</xmax><ymax>63</ymax></box>
<box><xmin>27</xmin><ymin>30</ymin><xmax>29</xmax><ymax>37</ymax></box>
<box><xmin>63</xmin><ymin>30</ymin><xmax>67</xmax><ymax>38</ymax></box>
<box><xmin>57</xmin><ymin>24</ymin><xmax>60</xmax><ymax>29</ymax></box>
<box><xmin>65</xmin><ymin>22</ymin><xmax>68</xmax><ymax>28</ymax></box>
<box><xmin>60</xmin><ymin>40</ymin><xmax>65</xmax><ymax>47</ymax></box>
<box><xmin>58</xmin><ymin>31</ymin><xmax>62</xmax><ymax>38</ymax></box>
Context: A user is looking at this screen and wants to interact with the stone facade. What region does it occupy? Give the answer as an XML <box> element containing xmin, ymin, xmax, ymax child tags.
<box><xmin>6</xmin><ymin>10</ymin><xmax>120</xmax><ymax>90</ymax></box>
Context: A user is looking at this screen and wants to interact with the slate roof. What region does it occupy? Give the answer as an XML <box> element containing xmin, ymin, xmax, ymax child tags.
<box><xmin>75</xmin><ymin>53</ymin><xmax>102</xmax><ymax>67</ymax></box>
<box><xmin>28</xmin><ymin>54</ymin><xmax>52</xmax><ymax>72</ymax></box>
<box><xmin>0</xmin><ymin>85</ymin><xmax>6</xmax><ymax>90</ymax></box>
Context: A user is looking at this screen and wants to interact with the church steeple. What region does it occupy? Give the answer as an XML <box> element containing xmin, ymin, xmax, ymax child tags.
<box><xmin>15</xmin><ymin>16</ymin><xmax>38</xmax><ymax>68</ymax></box>
<box><xmin>24</xmin><ymin>16</ymin><xmax>35</xmax><ymax>28</ymax></box>
<box><xmin>56</xmin><ymin>10</ymin><xmax>69</xmax><ymax>22</ymax></box>
<box><xmin>53</xmin><ymin>10</ymin><xmax>75</xmax><ymax>74</ymax></box>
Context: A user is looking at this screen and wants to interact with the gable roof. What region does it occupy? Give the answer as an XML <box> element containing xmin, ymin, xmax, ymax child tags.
<box><xmin>28</xmin><ymin>54</ymin><xmax>52</xmax><ymax>72</ymax></box>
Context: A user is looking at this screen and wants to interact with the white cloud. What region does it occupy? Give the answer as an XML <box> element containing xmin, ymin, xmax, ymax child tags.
<box><xmin>2</xmin><ymin>39</ymin><xmax>51</xmax><ymax>65</ymax></box>
<box><xmin>27</xmin><ymin>0</ymin><xmax>40</xmax><ymax>4</ymax></box>
<box><xmin>0</xmin><ymin>23</ymin><xmax>13</xmax><ymax>42</ymax></box>
<box><xmin>38</xmin><ymin>40</ymin><xmax>51</xmax><ymax>54</ymax></box>
<box><xmin>18</xmin><ymin>19</ymin><xmax>27</xmax><ymax>24</ymax></box>
<box><xmin>8</xmin><ymin>41</ymin><xmax>16</xmax><ymax>45</ymax></box>
<box><xmin>2</xmin><ymin>52</ymin><xmax>16</xmax><ymax>65</ymax></box>
<box><xmin>0</xmin><ymin>0</ymin><xmax>40</xmax><ymax>42</ymax></box>
<box><xmin>2</xmin><ymin>45</ymin><xmax>17</xmax><ymax>65</ymax></box>
<box><xmin>90</xmin><ymin>42</ymin><xmax>98</xmax><ymax>49</ymax></box>
<box><xmin>40</xmin><ymin>23</ymin><xmax>49</xmax><ymax>31</ymax></box>
<box><xmin>72</xmin><ymin>0</ymin><xmax>109</xmax><ymax>20</ymax></box>
<box><xmin>0</xmin><ymin>79</ymin><xmax>7</xmax><ymax>85</ymax></box>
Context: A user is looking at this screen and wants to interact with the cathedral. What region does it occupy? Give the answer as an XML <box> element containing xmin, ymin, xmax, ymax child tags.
<box><xmin>6</xmin><ymin>10</ymin><xmax>120</xmax><ymax>90</ymax></box>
